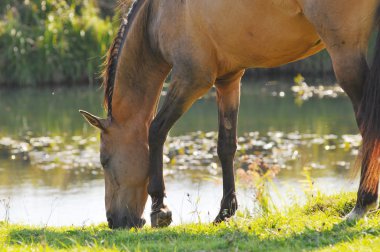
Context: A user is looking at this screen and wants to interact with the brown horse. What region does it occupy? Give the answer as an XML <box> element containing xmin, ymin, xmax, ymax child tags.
<box><xmin>80</xmin><ymin>0</ymin><xmax>380</xmax><ymax>229</ymax></box>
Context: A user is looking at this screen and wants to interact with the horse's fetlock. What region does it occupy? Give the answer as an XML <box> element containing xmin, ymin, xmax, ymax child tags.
<box><xmin>221</xmin><ymin>193</ymin><xmax>238</xmax><ymax>211</ymax></box>
<box><xmin>358</xmin><ymin>189</ymin><xmax>378</xmax><ymax>209</ymax></box>
<box><xmin>148</xmin><ymin>186</ymin><xmax>165</xmax><ymax>198</ymax></box>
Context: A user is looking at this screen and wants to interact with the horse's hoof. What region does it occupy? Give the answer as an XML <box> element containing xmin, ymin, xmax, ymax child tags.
<box><xmin>213</xmin><ymin>214</ymin><xmax>228</xmax><ymax>224</ymax></box>
<box><xmin>344</xmin><ymin>207</ymin><xmax>367</xmax><ymax>222</ymax></box>
<box><xmin>344</xmin><ymin>201</ymin><xmax>378</xmax><ymax>222</ymax></box>
<box><xmin>344</xmin><ymin>203</ymin><xmax>377</xmax><ymax>222</ymax></box>
<box><xmin>150</xmin><ymin>205</ymin><xmax>172</xmax><ymax>228</ymax></box>
<box><xmin>213</xmin><ymin>209</ymin><xmax>235</xmax><ymax>224</ymax></box>
<box><xmin>213</xmin><ymin>196</ymin><xmax>238</xmax><ymax>224</ymax></box>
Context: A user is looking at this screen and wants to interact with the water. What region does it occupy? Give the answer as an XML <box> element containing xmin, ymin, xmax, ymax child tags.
<box><xmin>0</xmin><ymin>78</ymin><xmax>361</xmax><ymax>226</ymax></box>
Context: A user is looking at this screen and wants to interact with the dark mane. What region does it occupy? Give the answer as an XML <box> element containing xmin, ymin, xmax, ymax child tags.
<box><xmin>102</xmin><ymin>0</ymin><xmax>145</xmax><ymax>117</ymax></box>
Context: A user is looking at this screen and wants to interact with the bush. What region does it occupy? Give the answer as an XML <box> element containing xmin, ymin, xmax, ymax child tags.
<box><xmin>0</xmin><ymin>0</ymin><xmax>114</xmax><ymax>86</ymax></box>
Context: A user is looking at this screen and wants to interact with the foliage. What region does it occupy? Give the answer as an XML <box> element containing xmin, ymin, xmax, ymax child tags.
<box><xmin>0</xmin><ymin>0</ymin><xmax>114</xmax><ymax>86</ymax></box>
<box><xmin>2</xmin><ymin>193</ymin><xmax>380</xmax><ymax>251</ymax></box>
<box><xmin>0</xmin><ymin>1</ymin><xmax>376</xmax><ymax>86</ymax></box>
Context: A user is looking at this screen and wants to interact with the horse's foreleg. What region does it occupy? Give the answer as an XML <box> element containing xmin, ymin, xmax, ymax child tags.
<box><xmin>148</xmin><ymin>70</ymin><xmax>214</xmax><ymax>227</ymax></box>
<box><xmin>213</xmin><ymin>71</ymin><xmax>243</xmax><ymax>223</ymax></box>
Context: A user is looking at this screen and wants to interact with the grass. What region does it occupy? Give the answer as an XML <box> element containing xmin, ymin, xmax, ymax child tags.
<box><xmin>1</xmin><ymin>193</ymin><xmax>380</xmax><ymax>251</ymax></box>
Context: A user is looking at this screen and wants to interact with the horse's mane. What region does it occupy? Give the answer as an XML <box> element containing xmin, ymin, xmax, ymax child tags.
<box><xmin>102</xmin><ymin>0</ymin><xmax>145</xmax><ymax>117</ymax></box>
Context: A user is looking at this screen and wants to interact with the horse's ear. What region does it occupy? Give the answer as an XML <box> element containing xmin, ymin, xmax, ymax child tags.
<box><xmin>79</xmin><ymin>110</ymin><xmax>108</xmax><ymax>131</ymax></box>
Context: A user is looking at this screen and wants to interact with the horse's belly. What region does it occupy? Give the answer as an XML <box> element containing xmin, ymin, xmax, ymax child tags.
<box><xmin>241</xmin><ymin>31</ymin><xmax>325</xmax><ymax>68</ymax></box>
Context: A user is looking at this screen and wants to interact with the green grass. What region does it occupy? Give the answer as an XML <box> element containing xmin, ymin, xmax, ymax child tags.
<box><xmin>1</xmin><ymin>193</ymin><xmax>380</xmax><ymax>251</ymax></box>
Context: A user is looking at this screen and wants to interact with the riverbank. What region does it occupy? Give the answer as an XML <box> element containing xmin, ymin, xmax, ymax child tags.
<box><xmin>1</xmin><ymin>193</ymin><xmax>380</xmax><ymax>251</ymax></box>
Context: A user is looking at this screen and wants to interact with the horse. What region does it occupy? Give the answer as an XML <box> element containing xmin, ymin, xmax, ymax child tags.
<box><xmin>80</xmin><ymin>0</ymin><xmax>380</xmax><ymax>229</ymax></box>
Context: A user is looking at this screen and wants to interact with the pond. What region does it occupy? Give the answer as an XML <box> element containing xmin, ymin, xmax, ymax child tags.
<box><xmin>0</xmin><ymin>77</ymin><xmax>361</xmax><ymax>226</ymax></box>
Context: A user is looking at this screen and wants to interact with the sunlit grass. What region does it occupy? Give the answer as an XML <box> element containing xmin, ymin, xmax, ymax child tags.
<box><xmin>1</xmin><ymin>193</ymin><xmax>380</xmax><ymax>251</ymax></box>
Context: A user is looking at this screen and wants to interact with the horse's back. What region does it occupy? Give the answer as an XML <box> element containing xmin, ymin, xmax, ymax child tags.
<box><xmin>196</xmin><ymin>0</ymin><xmax>325</xmax><ymax>68</ymax></box>
<box><xmin>152</xmin><ymin>0</ymin><xmax>378</xmax><ymax>75</ymax></box>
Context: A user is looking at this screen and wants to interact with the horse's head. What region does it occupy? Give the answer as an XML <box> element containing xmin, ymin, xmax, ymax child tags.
<box><xmin>80</xmin><ymin>110</ymin><xmax>148</xmax><ymax>229</ymax></box>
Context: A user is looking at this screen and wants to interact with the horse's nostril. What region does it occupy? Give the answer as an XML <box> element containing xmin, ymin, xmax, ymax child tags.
<box><xmin>107</xmin><ymin>217</ymin><xmax>114</xmax><ymax>228</ymax></box>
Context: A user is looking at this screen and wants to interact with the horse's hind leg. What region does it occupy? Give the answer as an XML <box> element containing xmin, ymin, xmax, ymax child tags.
<box><xmin>213</xmin><ymin>70</ymin><xmax>244</xmax><ymax>223</ymax></box>
<box><xmin>148</xmin><ymin>65</ymin><xmax>215</xmax><ymax>228</ymax></box>
<box><xmin>302</xmin><ymin>2</ymin><xmax>378</xmax><ymax>220</ymax></box>
<box><xmin>327</xmin><ymin>47</ymin><xmax>378</xmax><ymax>220</ymax></box>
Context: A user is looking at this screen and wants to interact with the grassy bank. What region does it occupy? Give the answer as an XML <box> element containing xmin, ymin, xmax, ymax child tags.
<box><xmin>2</xmin><ymin>193</ymin><xmax>380</xmax><ymax>251</ymax></box>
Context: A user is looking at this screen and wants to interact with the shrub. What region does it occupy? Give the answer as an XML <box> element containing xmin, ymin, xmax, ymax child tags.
<box><xmin>0</xmin><ymin>0</ymin><xmax>114</xmax><ymax>86</ymax></box>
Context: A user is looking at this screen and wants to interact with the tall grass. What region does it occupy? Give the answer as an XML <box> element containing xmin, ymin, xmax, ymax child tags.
<box><xmin>0</xmin><ymin>0</ymin><xmax>114</xmax><ymax>86</ymax></box>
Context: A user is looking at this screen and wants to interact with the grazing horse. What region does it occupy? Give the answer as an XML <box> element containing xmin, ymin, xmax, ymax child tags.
<box><xmin>80</xmin><ymin>0</ymin><xmax>380</xmax><ymax>229</ymax></box>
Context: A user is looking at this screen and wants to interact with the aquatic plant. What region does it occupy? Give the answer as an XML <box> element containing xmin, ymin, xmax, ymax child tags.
<box><xmin>0</xmin><ymin>130</ymin><xmax>362</xmax><ymax>180</ymax></box>
<box><xmin>292</xmin><ymin>74</ymin><xmax>345</xmax><ymax>106</ymax></box>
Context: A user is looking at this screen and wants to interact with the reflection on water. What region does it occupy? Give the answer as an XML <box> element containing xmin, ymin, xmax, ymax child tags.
<box><xmin>0</xmin><ymin>79</ymin><xmax>361</xmax><ymax>226</ymax></box>
<box><xmin>0</xmin><ymin>79</ymin><xmax>357</xmax><ymax>137</ymax></box>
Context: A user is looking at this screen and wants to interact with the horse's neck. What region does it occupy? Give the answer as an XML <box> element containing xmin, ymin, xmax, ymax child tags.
<box><xmin>111</xmin><ymin>35</ymin><xmax>169</xmax><ymax>126</ymax></box>
<box><xmin>110</xmin><ymin>0</ymin><xmax>169</xmax><ymax>127</ymax></box>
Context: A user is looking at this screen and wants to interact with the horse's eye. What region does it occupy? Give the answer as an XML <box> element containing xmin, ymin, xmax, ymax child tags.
<box><xmin>100</xmin><ymin>153</ymin><xmax>110</xmax><ymax>169</ymax></box>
